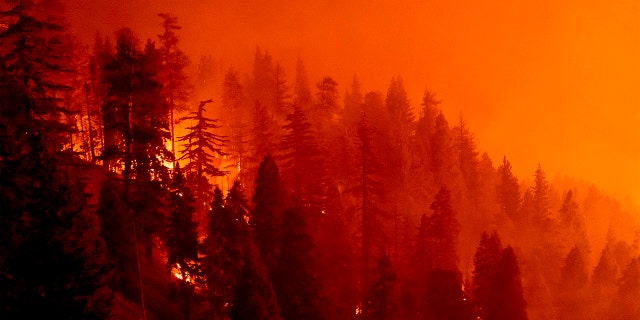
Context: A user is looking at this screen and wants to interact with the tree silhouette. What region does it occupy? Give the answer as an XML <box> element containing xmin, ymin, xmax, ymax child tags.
<box><xmin>486</xmin><ymin>247</ymin><xmax>528</xmax><ymax>320</ymax></box>
<box><xmin>157</xmin><ymin>13</ymin><xmax>189</xmax><ymax>164</ymax></box>
<box><xmin>472</xmin><ymin>231</ymin><xmax>503</xmax><ymax>319</ymax></box>
<box><xmin>496</xmin><ymin>156</ymin><xmax>521</xmax><ymax>221</ymax></box>
<box><xmin>166</xmin><ymin>164</ymin><xmax>199</xmax><ymax>282</ymax></box>
<box><xmin>363</xmin><ymin>254</ymin><xmax>398</xmax><ymax>320</ymax></box>
<box><xmin>251</xmin><ymin>154</ymin><xmax>284</xmax><ymax>275</ymax></box>
<box><xmin>178</xmin><ymin>99</ymin><xmax>227</xmax><ymax>223</ymax></box>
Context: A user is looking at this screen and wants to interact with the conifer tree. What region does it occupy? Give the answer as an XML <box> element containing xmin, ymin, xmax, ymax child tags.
<box><xmin>251</xmin><ymin>154</ymin><xmax>284</xmax><ymax>274</ymax></box>
<box><xmin>384</xmin><ymin>77</ymin><xmax>414</xmax><ymax>265</ymax></box>
<box><xmin>424</xmin><ymin>187</ymin><xmax>461</xmax><ymax>271</ymax></box>
<box><xmin>230</xmin><ymin>240</ymin><xmax>282</xmax><ymax>320</ymax></box>
<box><xmin>486</xmin><ymin>247</ymin><xmax>528</xmax><ymax>320</ymax></box>
<box><xmin>313</xmin><ymin>76</ymin><xmax>339</xmax><ymax>127</ymax></box>
<box><xmin>430</xmin><ymin>112</ymin><xmax>452</xmax><ymax>186</ymax></box>
<box><xmin>496</xmin><ymin>156</ymin><xmax>521</xmax><ymax>221</ymax></box>
<box><xmin>294</xmin><ymin>57</ymin><xmax>313</xmax><ymax>109</ymax></box>
<box><xmin>166</xmin><ymin>165</ymin><xmax>199</xmax><ymax>320</ymax></box>
<box><xmin>97</xmin><ymin>174</ymin><xmax>138</xmax><ymax>300</ymax></box>
<box><xmin>0</xmin><ymin>0</ymin><xmax>77</xmax><ymax>151</ymax></box>
<box><xmin>558</xmin><ymin>190</ymin><xmax>589</xmax><ymax>254</ymax></box>
<box><xmin>343</xmin><ymin>75</ymin><xmax>364</xmax><ymax>127</ymax></box>
<box><xmin>423</xmin><ymin>269</ymin><xmax>472</xmax><ymax>320</ymax></box>
<box><xmin>413</xmin><ymin>89</ymin><xmax>441</xmax><ymax>190</ymax></box>
<box><xmin>590</xmin><ymin>246</ymin><xmax>618</xmax><ymax>319</ymax></box>
<box><xmin>363</xmin><ymin>254</ymin><xmax>397</xmax><ymax>320</ymax></box>
<box><xmin>0</xmin><ymin>135</ymin><xmax>112</xmax><ymax>319</ymax></box>
<box><xmin>472</xmin><ymin>231</ymin><xmax>503</xmax><ymax>319</ymax></box>
<box><xmin>610</xmin><ymin>256</ymin><xmax>640</xmax><ymax>319</ymax></box>
<box><xmin>274</xmin><ymin>62</ymin><xmax>292</xmax><ymax>116</ymax></box>
<box><xmin>166</xmin><ymin>164</ymin><xmax>200</xmax><ymax>281</ymax></box>
<box><xmin>557</xmin><ymin>246</ymin><xmax>589</xmax><ymax>320</ymax></box>
<box><xmin>532</xmin><ymin>164</ymin><xmax>550</xmax><ymax>221</ymax></box>
<box><xmin>157</xmin><ymin>13</ymin><xmax>189</xmax><ymax>163</ymax></box>
<box><xmin>203</xmin><ymin>185</ymin><xmax>245</xmax><ymax>318</ymax></box>
<box><xmin>222</xmin><ymin>67</ymin><xmax>247</xmax><ymax>180</ymax></box>
<box><xmin>355</xmin><ymin>107</ymin><xmax>386</xmax><ymax>292</ymax></box>
<box><xmin>592</xmin><ymin>246</ymin><xmax>618</xmax><ymax>290</ymax></box>
<box><xmin>280</xmin><ymin>104</ymin><xmax>323</xmax><ymax>207</ymax></box>
<box><xmin>453</xmin><ymin>116</ymin><xmax>479</xmax><ymax>192</ymax></box>
<box><xmin>273</xmin><ymin>207</ymin><xmax>325</xmax><ymax>320</ymax></box>
<box><xmin>179</xmin><ymin>99</ymin><xmax>227</xmax><ymax>224</ymax></box>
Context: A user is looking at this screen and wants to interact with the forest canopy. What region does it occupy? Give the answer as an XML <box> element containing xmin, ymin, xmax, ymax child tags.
<box><xmin>1</xmin><ymin>1</ymin><xmax>639</xmax><ymax>319</ymax></box>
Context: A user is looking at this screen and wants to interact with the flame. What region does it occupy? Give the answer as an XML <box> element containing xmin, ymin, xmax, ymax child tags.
<box><xmin>355</xmin><ymin>305</ymin><xmax>362</xmax><ymax>315</ymax></box>
<box><xmin>171</xmin><ymin>263</ymin><xmax>193</xmax><ymax>283</ymax></box>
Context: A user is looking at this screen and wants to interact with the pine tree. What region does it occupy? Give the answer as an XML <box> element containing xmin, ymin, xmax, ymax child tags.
<box><xmin>157</xmin><ymin>13</ymin><xmax>190</xmax><ymax>164</ymax></box>
<box><xmin>273</xmin><ymin>207</ymin><xmax>325</xmax><ymax>320</ymax></box>
<box><xmin>221</xmin><ymin>67</ymin><xmax>247</xmax><ymax>181</ymax></box>
<box><xmin>343</xmin><ymin>75</ymin><xmax>364</xmax><ymax>128</ymax></box>
<box><xmin>0</xmin><ymin>0</ymin><xmax>77</xmax><ymax>151</ymax></box>
<box><xmin>424</xmin><ymin>187</ymin><xmax>461</xmax><ymax>272</ymax></box>
<box><xmin>423</xmin><ymin>268</ymin><xmax>472</xmax><ymax>320</ymax></box>
<box><xmin>486</xmin><ymin>247</ymin><xmax>528</xmax><ymax>320</ymax></box>
<box><xmin>274</xmin><ymin>62</ymin><xmax>292</xmax><ymax>117</ymax></box>
<box><xmin>96</xmin><ymin>174</ymin><xmax>138</xmax><ymax>300</ymax></box>
<box><xmin>166</xmin><ymin>164</ymin><xmax>200</xmax><ymax>281</ymax></box>
<box><xmin>557</xmin><ymin>246</ymin><xmax>589</xmax><ymax>320</ymax></box>
<box><xmin>280</xmin><ymin>104</ymin><xmax>323</xmax><ymax>206</ymax></box>
<box><xmin>384</xmin><ymin>76</ymin><xmax>414</xmax><ymax>265</ymax></box>
<box><xmin>363</xmin><ymin>254</ymin><xmax>398</xmax><ymax>320</ymax></box>
<box><xmin>0</xmin><ymin>134</ymin><xmax>112</xmax><ymax>319</ymax></box>
<box><xmin>558</xmin><ymin>190</ymin><xmax>589</xmax><ymax>254</ymax></box>
<box><xmin>178</xmin><ymin>99</ymin><xmax>227</xmax><ymax>224</ymax></box>
<box><xmin>418</xmin><ymin>188</ymin><xmax>469</xmax><ymax>320</ymax></box>
<box><xmin>166</xmin><ymin>165</ymin><xmax>199</xmax><ymax>320</ymax></box>
<box><xmin>203</xmin><ymin>185</ymin><xmax>245</xmax><ymax>318</ymax></box>
<box><xmin>430</xmin><ymin>112</ymin><xmax>452</xmax><ymax>186</ymax></box>
<box><xmin>453</xmin><ymin>116</ymin><xmax>479</xmax><ymax>192</ymax></box>
<box><xmin>251</xmin><ymin>154</ymin><xmax>284</xmax><ymax>275</ymax></box>
<box><xmin>472</xmin><ymin>231</ymin><xmax>503</xmax><ymax>319</ymax></box>
<box><xmin>354</xmin><ymin>107</ymin><xmax>386</xmax><ymax>292</ymax></box>
<box><xmin>294</xmin><ymin>57</ymin><xmax>312</xmax><ymax>109</ymax></box>
<box><xmin>590</xmin><ymin>246</ymin><xmax>618</xmax><ymax>319</ymax></box>
<box><xmin>496</xmin><ymin>156</ymin><xmax>521</xmax><ymax>221</ymax></box>
<box><xmin>102</xmin><ymin>28</ymin><xmax>172</xmax><ymax>179</ymax></box>
<box><xmin>230</xmin><ymin>241</ymin><xmax>282</xmax><ymax>320</ymax></box>
<box><xmin>610</xmin><ymin>256</ymin><xmax>640</xmax><ymax>319</ymax></box>
<box><xmin>413</xmin><ymin>89</ymin><xmax>441</xmax><ymax>189</ymax></box>
<box><xmin>312</xmin><ymin>76</ymin><xmax>339</xmax><ymax>128</ymax></box>
<box><xmin>250</xmin><ymin>48</ymin><xmax>278</xmax><ymax>116</ymax></box>
<box><xmin>532</xmin><ymin>164</ymin><xmax>550</xmax><ymax>221</ymax></box>
<box><xmin>593</xmin><ymin>246</ymin><xmax>618</xmax><ymax>290</ymax></box>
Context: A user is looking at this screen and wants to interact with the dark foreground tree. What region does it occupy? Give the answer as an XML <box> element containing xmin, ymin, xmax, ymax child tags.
<box><xmin>166</xmin><ymin>165</ymin><xmax>199</xmax><ymax>279</ymax></box>
<box><xmin>203</xmin><ymin>186</ymin><xmax>243</xmax><ymax>318</ymax></box>
<box><xmin>363</xmin><ymin>254</ymin><xmax>398</xmax><ymax>320</ymax></box>
<box><xmin>557</xmin><ymin>246</ymin><xmax>588</xmax><ymax>320</ymax></box>
<box><xmin>273</xmin><ymin>207</ymin><xmax>325</xmax><ymax>320</ymax></box>
<box><xmin>472</xmin><ymin>231</ymin><xmax>503</xmax><ymax>319</ymax></box>
<box><xmin>610</xmin><ymin>256</ymin><xmax>640</xmax><ymax>319</ymax></box>
<box><xmin>179</xmin><ymin>99</ymin><xmax>227</xmax><ymax>224</ymax></box>
<box><xmin>251</xmin><ymin>154</ymin><xmax>284</xmax><ymax>275</ymax></box>
<box><xmin>230</xmin><ymin>241</ymin><xmax>282</xmax><ymax>320</ymax></box>
<box><xmin>486</xmin><ymin>247</ymin><xmax>527</xmax><ymax>320</ymax></box>
<box><xmin>0</xmin><ymin>135</ymin><xmax>112</xmax><ymax>319</ymax></box>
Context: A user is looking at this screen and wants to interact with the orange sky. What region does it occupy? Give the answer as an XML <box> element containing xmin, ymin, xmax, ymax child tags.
<box><xmin>66</xmin><ymin>0</ymin><xmax>640</xmax><ymax>206</ymax></box>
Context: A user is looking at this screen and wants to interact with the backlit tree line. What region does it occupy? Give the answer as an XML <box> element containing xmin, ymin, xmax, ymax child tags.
<box><xmin>1</xmin><ymin>2</ymin><xmax>639</xmax><ymax>319</ymax></box>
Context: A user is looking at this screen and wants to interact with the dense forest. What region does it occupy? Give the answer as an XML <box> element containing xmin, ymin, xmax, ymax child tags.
<box><xmin>1</xmin><ymin>1</ymin><xmax>639</xmax><ymax>319</ymax></box>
